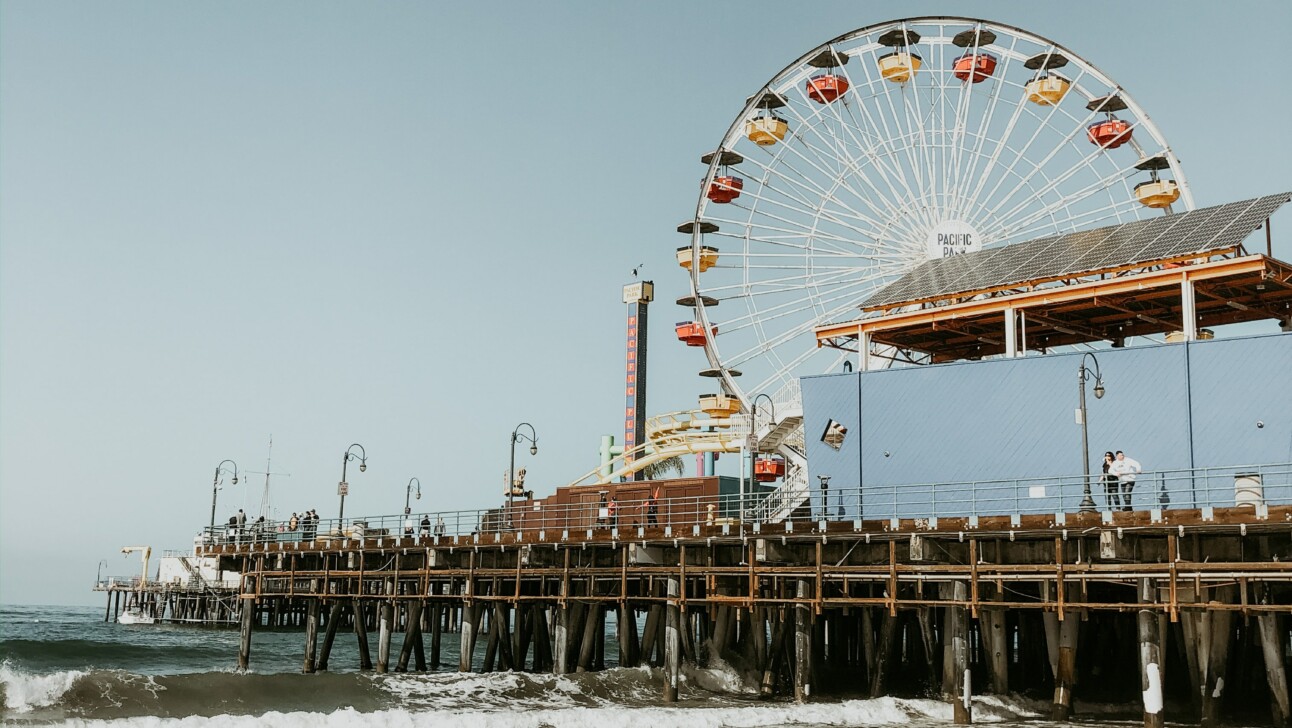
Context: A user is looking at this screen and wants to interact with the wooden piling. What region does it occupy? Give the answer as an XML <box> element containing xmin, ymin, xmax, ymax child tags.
<box><xmin>1137</xmin><ymin>579</ymin><xmax>1165</xmax><ymax>728</ymax></box>
<box><xmin>1202</xmin><ymin>587</ymin><xmax>1235</xmax><ymax>728</ymax></box>
<box><xmin>617</xmin><ymin>605</ymin><xmax>639</xmax><ymax>667</ymax></box>
<box><xmin>553</xmin><ymin>602</ymin><xmax>572</xmax><ymax>674</ymax></box>
<box><xmin>396</xmin><ymin>599</ymin><xmax>423</xmax><ymax>672</ymax></box>
<box><xmin>1257</xmin><ymin>606</ymin><xmax>1290</xmax><ymax>726</ymax></box>
<box><xmin>429</xmin><ymin>603</ymin><xmax>443</xmax><ymax>669</ymax></box>
<box><xmin>577</xmin><ymin>603</ymin><xmax>600</xmax><ymax>673</ymax></box>
<box><xmin>237</xmin><ymin>597</ymin><xmax>254</xmax><ymax>671</ymax></box>
<box><xmin>352</xmin><ymin>599</ymin><xmax>372</xmax><ymax>670</ymax></box>
<box><xmin>794</xmin><ymin>578</ymin><xmax>812</xmax><ymax>703</ymax></box>
<box><xmin>664</xmin><ymin>576</ymin><xmax>681</xmax><ymax>703</ymax></box>
<box><xmin>318</xmin><ymin>601</ymin><xmax>344</xmax><ymax>671</ymax></box>
<box><xmin>376</xmin><ymin>602</ymin><xmax>393</xmax><ymax>673</ymax></box>
<box><xmin>303</xmin><ymin>598</ymin><xmax>320</xmax><ymax>673</ymax></box>
<box><xmin>945</xmin><ymin>582</ymin><xmax>972</xmax><ymax>724</ymax></box>
<box><xmin>459</xmin><ymin>602</ymin><xmax>479</xmax><ymax>672</ymax></box>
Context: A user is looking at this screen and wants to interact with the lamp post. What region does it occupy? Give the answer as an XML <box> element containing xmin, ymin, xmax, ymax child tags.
<box><xmin>750</xmin><ymin>394</ymin><xmax>776</xmax><ymax>520</ymax></box>
<box><xmin>338</xmin><ymin>443</ymin><xmax>367</xmax><ymax>522</ymax></box>
<box><xmin>96</xmin><ymin>559</ymin><xmax>108</xmax><ymax>586</ymax></box>
<box><xmin>1077</xmin><ymin>353</ymin><xmax>1106</xmax><ymax>513</ymax></box>
<box><xmin>508</xmin><ymin>423</ymin><xmax>538</xmax><ymax>526</ymax></box>
<box><xmin>404</xmin><ymin>477</ymin><xmax>421</xmax><ymax>514</ymax></box>
<box><xmin>210</xmin><ymin>459</ymin><xmax>239</xmax><ymax>539</ymax></box>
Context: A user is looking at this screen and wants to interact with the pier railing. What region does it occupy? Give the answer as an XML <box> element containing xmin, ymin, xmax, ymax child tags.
<box><xmin>200</xmin><ymin>461</ymin><xmax>1292</xmax><ymax>546</ymax></box>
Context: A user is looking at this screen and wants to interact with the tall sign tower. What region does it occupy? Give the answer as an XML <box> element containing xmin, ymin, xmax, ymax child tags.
<box><xmin>622</xmin><ymin>280</ymin><xmax>654</xmax><ymax>480</ymax></box>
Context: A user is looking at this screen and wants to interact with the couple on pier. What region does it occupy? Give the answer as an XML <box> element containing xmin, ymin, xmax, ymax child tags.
<box><xmin>1101</xmin><ymin>450</ymin><xmax>1141</xmax><ymax>511</ymax></box>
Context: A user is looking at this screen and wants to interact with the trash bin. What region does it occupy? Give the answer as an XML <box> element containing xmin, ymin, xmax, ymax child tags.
<box><xmin>1235</xmin><ymin>473</ymin><xmax>1264</xmax><ymax>509</ymax></box>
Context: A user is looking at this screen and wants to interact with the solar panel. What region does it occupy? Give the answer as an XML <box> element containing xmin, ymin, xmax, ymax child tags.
<box><xmin>860</xmin><ymin>193</ymin><xmax>1291</xmax><ymax>310</ymax></box>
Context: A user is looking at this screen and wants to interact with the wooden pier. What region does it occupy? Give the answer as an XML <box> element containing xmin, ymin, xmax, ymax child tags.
<box><xmin>200</xmin><ymin>502</ymin><xmax>1292</xmax><ymax>727</ymax></box>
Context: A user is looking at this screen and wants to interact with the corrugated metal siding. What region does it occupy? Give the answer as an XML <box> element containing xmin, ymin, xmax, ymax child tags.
<box><xmin>801</xmin><ymin>373</ymin><xmax>861</xmax><ymax>519</ymax></box>
<box><xmin>1188</xmin><ymin>334</ymin><xmax>1292</xmax><ymax>500</ymax></box>
<box><xmin>800</xmin><ymin>332</ymin><xmax>1291</xmax><ymax>518</ymax></box>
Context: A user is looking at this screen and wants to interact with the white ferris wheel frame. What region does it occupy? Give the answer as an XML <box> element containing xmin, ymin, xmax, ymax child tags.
<box><xmin>685</xmin><ymin>16</ymin><xmax>1194</xmax><ymax>405</ymax></box>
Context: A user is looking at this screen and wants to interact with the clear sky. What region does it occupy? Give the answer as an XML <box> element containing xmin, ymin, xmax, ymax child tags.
<box><xmin>3</xmin><ymin>1</ymin><xmax>1291</xmax><ymax>606</ymax></box>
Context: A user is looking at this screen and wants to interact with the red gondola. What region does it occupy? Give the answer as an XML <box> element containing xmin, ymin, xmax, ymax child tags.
<box><xmin>952</xmin><ymin>52</ymin><xmax>998</xmax><ymax>83</ymax></box>
<box><xmin>754</xmin><ymin>456</ymin><xmax>785</xmax><ymax>482</ymax></box>
<box><xmin>707</xmin><ymin>175</ymin><xmax>743</xmax><ymax>204</ymax></box>
<box><xmin>806</xmin><ymin>74</ymin><xmax>849</xmax><ymax>104</ymax></box>
<box><xmin>675</xmin><ymin>321</ymin><xmax>716</xmax><ymax>347</ymax></box>
<box><xmin>1087</xmin><ymin>119</ymin><xmax>1132</xmax><ymax>149</ymax></box>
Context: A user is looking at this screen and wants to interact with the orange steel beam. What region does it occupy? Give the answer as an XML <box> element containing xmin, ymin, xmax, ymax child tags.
<box><xmin>816</xmin><ymin>255</ymin><xmax>1276</xmax><ymax>344</ymax></box>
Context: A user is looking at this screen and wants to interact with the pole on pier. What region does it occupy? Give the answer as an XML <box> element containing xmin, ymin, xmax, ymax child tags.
<box><xmin>664</xmin><ymin>576</ymin><xmax>681</xmax><ymax>702</ymax></box>
<box><xmin>1137</xmin><ymin>579</ymin><xmax>1165</xmax><ymax>728</ymax></box>
<box><xmin>577</xmin><ymin>603</ymin><xmax>600</xmax><ymax>672</ymax></box>
<box><xmin>1257</xmin><ymin>603</ymin><xmax>1291</xmax><ymax>726</ymax></box>
<box><xmin>947</xmin><ymin>582</ymin><xmax>972</xmax><ymax>724</ymax></box>
<box><xmin>237</xmin><ymin>596</ymin><xmax>254</xmax><ymax>672</ymax></box>
<box><xmin>396</xmin><ymin>600</ymin><xmax>423</xmax><ymax>672</ymax></box>
<box><xmin>459</xmin><ymin>603</ymin><xmax>479</xmax><ymax>672</ymax></box>
<box><xmin>352</xmin><ymin>599</ymin><xmax>372</xmax><ymax>670</ymax></box>
<box><xmin>794</xmin><ymin>578</ymin><xmax>812</xmax><ymax>703</ymax></box>
<box><xmin>1201</xmin><ymin>586</ymin><xmax>1235</xmax><ymax>728</ymax></box>
<box><xmin>618</xmin><ymin>604</ymin><xmax>639</xmax><ymax>668</ymax></box>
<box><xmin>554</xmin><ymin>594</ymin><xmax>572</xmax><ymax>674</ymax></box>
<box><xmin>303</xmin><ymin>598</ymin><xmax>320</xmax><ymax>673</ymax></box>
<box><xmin>494</xmin><ymin>603</ymin><xmax>515</xmax><ymax>671</ymax></box>
<box><xmin>318</xmin><ymin>601</ymin><xmax>344</xmax><ymax>671</ymax></box>
<box><xmin>376</xmin><ymin>602</ymin><xmax>393</xmax><ymax>673</ymax></box>
<box><xmin>429</xmin><ymin>603</ymin><xmax>443</xmax><ymax>669</ymax></box>
<box><xmin>981</xmin><ymin>587</ymin><xmax>1009</xmax><ymax>695</ymax></box>
<box><xmin>869</xmin><ymin>607</ymin><xmax>897</xmax><ymax>698</ymax></box>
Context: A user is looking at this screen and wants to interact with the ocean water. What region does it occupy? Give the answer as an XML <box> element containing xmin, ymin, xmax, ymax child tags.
<box><xmin>1</xmin><ymin>604</ymin><xmax>1121</xmax><ymax>727</ymax></box>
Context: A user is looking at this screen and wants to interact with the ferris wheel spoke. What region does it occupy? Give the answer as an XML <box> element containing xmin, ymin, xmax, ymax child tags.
<box><xmin>986</xmin><ymin>136</ymin><xmax>1146</xmax><ymax>234</ymax></box>
<box><xmin>740</xmin><ymin>151</ymin><xmax>897</xmax><ymax>237</ymax></box>
<box><xmin>776</xmin><ymin>101</ymin><xmax>918</xmax><ymax>234</ymax></box>
<box><xmin>700</xmin><ymin>265</ymin><xmax>882</xmax><ymax>297</ymax></box>
<box><xmin>960</xmin><ymin>65</ymin><xmax>1100</xmax><ymax>223</ymax></box>
<box><xmin>947</xmin><ymin>33</ymin><xmax>1019</xmax><ymax>221</ymax></box>
<box><xmin>706</xmin><ymin>266</ymin><xmax>899</xmax><ymax>310</ymax></box>
<box><xmin>984</xmin><ymin>167</ymin><xmax>1148</xmax><ymax>242</ymax></box>
<box><xmin>724</xmin><ymin>279</ymin><xmax>893</xmax><ymax>368</ymax></box>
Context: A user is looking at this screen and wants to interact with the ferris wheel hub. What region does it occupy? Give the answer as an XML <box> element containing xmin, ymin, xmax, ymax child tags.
<box><xmin>926</xmin><ymin>220</ymin><xmax>983</xmax><ymax>260</ymax></box>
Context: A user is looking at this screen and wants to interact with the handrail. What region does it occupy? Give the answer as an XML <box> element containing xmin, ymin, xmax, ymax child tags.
<box><xmin>198</xmin><ymin>462</ymin><xmax>1292</xmax><ymax>547</ymax></box>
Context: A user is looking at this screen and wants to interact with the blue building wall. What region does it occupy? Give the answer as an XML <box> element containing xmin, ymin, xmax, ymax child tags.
<box><xmin>801</xmin><ymin>333</ymin><xmax>1292</xmax><ymax>519</ymax></box>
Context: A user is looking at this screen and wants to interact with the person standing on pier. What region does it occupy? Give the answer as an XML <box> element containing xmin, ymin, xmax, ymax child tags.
<box><xmin>607</xmin><ymin>495</ymin><xmax>619</xmax><ymax>529</ymax></box>
<box><xmin>1110</xmin><ymin>450</ymin><xmax>1142</xmax><ymax>511</ymax></box>
<box><xmin>646</xmin><ymin>488</ymin><xmax>659</xmax><ymax>526</ymax></box>
<box><xmin>420</xmin><ymin>514</ymin><xmax>431</xmax><ymax>537</ymax></box>
<box><xmin>1102</xmin><ymin>452</ymin><xmax>1119</xmax><ymax>509</ymax></box>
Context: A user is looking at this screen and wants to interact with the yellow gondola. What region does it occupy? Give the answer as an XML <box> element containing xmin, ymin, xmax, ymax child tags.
<box><xmin>1134</xmin><ymin>179</ymin><xmax>1180</xmax><ymax>209</ymax></box>
<box><xmin>745</xmin><ymin>116</ymin><xmax>788</xmax><ymax>146</ymax></box>
<box><xmin>676</xmin><ymin>245</ymin><xmax>719</xmax><ymax>272</ymax></box>
<box><xmin>877</xmin><ymin>51</ymin><xmax>922</xmax><ymax>83</ymax></box>
<box><xmin>1025</xmin><ymin>76</ymin><xmax>1070</xmax><ymax>106</ymax></box>
<box><xmin>698</xmin><ymin>393</ymin><xmax>742</xmax><ymax>418</ymax></box>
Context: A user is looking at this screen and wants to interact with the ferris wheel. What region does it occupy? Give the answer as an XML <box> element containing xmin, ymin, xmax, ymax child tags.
<box><xmin>677</xmin><ymin>17</ymin><xmax>1193</xmax><ymax>405</ymax></box>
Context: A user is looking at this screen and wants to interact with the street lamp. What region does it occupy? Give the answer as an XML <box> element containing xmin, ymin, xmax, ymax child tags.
<box><xmin>404</xmin><ymin>477</ymin><xmax>421</xmax><ymax>514</ymax></box>
<box><xmin>508</xmin><ymin>423</ymin><xmax>538</xmax><ymax>525</ymax></box>
<box><xmin>1077</xmin><ymin>353</ymin><xmax>1106</xmax><ymax>513</ymax></box>
<box><xmin>96</xmin><ymin>559</ymin><xmax>108</xmax><ymax>586</ymax></box>
<box><xmin>210</xmin><ymin>459</ymin><xmax>239</xmax><ymax>539</ymax></box>
<box><xmin>338</xmin><ymin>443</ymin><xmax>367</xmax><ymax>522</ymax></box>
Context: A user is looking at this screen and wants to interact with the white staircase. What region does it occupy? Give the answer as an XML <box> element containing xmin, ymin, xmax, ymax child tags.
<box><xmin>751</xmin><ymin>380</ymin><xmax>811</xmax><ymax>523</ymax></box>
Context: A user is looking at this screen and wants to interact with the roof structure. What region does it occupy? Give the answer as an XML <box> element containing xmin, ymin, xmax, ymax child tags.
<box><xmin>817</xmin><ymin>193</ymin><xmax>1292</xmax><ymax>364</ymax></box>
<box><xmin>861</xmin><ymin>193</ymin><xmax>1291</xmax><ymax>312</ymax></box>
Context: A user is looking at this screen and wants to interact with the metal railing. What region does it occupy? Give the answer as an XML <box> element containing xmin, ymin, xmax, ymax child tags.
<box><xmin>200</xmin><ymin>462</ymin><xmax>1292</xmax><ymax>547</ymax></box>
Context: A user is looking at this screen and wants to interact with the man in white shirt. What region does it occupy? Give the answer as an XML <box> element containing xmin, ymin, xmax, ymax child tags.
<box><xmin>1109</xmin><ymin>451</ymin><xmax>1142</xmax><ymax>512</ymax></box>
